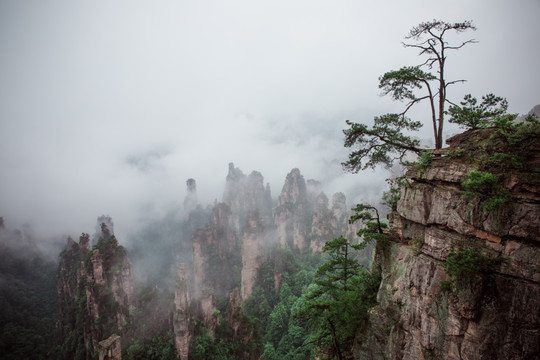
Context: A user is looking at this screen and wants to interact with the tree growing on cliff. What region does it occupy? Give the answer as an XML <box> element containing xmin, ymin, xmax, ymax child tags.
<box><xmin>447</xmin><ymin>93</ymin><xmax>510</xmax><ymax>130</ymax></box>
<box><xmin>343</xmin><ymin>20</ymin><xmax>477</xmax><ymax>171</ymax></box>
<box><xmin>447</xmin><ymin>93</ymin><xmax>540</xmax><ymax>132</ymax></box>
<box><xmin>296</xmin><ymin>236</ymin><xmax>379</xmax><ymax>360</ymax></box>
<box><xmin>349</xmin><ymin>203</ymin><xmax>388</xmax><ymax>246</ymax></box>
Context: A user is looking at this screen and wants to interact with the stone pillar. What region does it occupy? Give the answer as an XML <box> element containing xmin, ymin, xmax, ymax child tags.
<box><xmin>98</xmin><ymin>335</ymin><xmax>121</xmax><ymax>360</ymax></box>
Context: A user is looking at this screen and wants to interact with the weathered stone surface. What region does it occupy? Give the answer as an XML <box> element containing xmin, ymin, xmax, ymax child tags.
<box><xmin>240</xmin><ymin>211</ymin><xmax>265</xmax><ymax>300</ymax></box>
<box><xmin>227</xmin><ymin>289</ymin><xmax>243</xmax><ymax>340</ymax></box>
<box><xmin>398</xmin><ymin>181</ymin><xmax>540</xmax><ymax>242</ymax></box>
<box><xmin>356</xmin><ymin>127</ymin><xmax>540</xmax><ymax>360</ymax></box>
<box><xmin>397</xmin><ymin>182</ymin><xmax>432</xmax><ymax>225</ymax></box>
<box><xmin>173</xmin><ymin>263</ymin><xmax>192</xmax><ymax>360</ymax></box>
<box><xmin>421</xmin><ymin>226</ymin><xmax>466</xmax><ymax>261</ymax></box>
<box><xmin>97</xmin><ymin>335</ymin><xmax>121</xmax><ymax>360</ymax></box>
<box><xmin>501</xmin><ymin>240</ymin><xmax>540</xmax><ymax>282</ymax></box>
<box><xmin>200</xmin><ymin>291</ymin><xmax>218</xmax><ymax>335</ymax></box>
<box><xmin>408</xmin><ymin>157</ymin><xmax>473</xmax><ymax>184</ymax></box>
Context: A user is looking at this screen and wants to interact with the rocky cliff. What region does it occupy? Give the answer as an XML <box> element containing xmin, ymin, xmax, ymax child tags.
<box><xmin>53</xmin><ymin>164</ymin><xmax>369</xmax><ymax>359</ymax></box>
<box><xmin>355</xmin><ymin>126</ymin><xmax>540</xmax><ymax>359</ymax></box>
<box><xmin>56</xmin><ymin>221</ymin><xmax>134</xmax><ymax>359</ymax></box>
<box><xmin>172</xmin><ymin>164</ymin><xmax>356</xmax><ymax>359</ymax></box>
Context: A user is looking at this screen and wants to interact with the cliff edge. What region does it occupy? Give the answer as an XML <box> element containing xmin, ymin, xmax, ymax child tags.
<box><xmin>355</xmin><ymin>125</ymin><xmax>540</xmax><ymax>359</ymax></box>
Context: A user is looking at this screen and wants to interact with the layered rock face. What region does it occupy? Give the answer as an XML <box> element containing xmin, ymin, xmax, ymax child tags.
<box><xmin>356</xmin><ymin>128</ymin><xmax>540</xmax><ymax>360</ymax></box>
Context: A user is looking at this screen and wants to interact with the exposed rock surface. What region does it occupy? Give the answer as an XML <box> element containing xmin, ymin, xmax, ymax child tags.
<box><xmin>173</xmin><ymin>263</ymin><xmax>192</xmax><ymax>360</ymax></box>
<box><xmin>273</xmin><ymin>168</ymin><xmax>309</xmax><ymax>250</ymax></box>
<box><xmin>310</xmin><ymin>192</ymin><xmax>333</xmax><ymax>252</ymax></box>
<box><xmin>355</xmin><ymin>127</ymin><xmax>540</xmax><ymax>360</ymax></box>
<box><xmin>97</xmin><ymin>335</ymin><xmax>121</xmax><ymax>360</ymax></box>
<box><xmin>190</xmin><ymin>203</ymin><xmax>237</xmax><ymax>334</ymax></box>
<box><xmin>240</xmin><ymin>210</ymin><xmax>266</xmax><ymax>300</ymax></box>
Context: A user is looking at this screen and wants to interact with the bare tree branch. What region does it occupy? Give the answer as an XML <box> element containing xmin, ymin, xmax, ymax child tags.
<box><xmin>445</xmin><ymin>79</ymin><xmax>467</xmax><ymax>88</ymax></box>
<box><xmin>446</xmin><ymin>39</ymin><xmax>478</xmax><ymax>50</ymax></box>
<box><xmin>400</xmin><ymin>95</ymin><xmax>431</xmax><ymax>116</ymax></box>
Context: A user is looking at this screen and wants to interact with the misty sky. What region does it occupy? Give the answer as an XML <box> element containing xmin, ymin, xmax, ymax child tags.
<box><xmin>1</xmin><ymin>0</ymin><xmax>539</xmax><ymax>239</ymax></box>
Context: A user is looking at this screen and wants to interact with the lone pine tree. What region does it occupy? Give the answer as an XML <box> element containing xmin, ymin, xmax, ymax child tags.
<box><xmin>343</xmin><ymin>20</ymin><xmax>477</xmax><ymax>171</ymax></box>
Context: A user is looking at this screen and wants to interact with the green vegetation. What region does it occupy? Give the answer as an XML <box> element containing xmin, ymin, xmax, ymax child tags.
<box><xmin>54</xmin><ymin>232</ymin><xmax>131</xmax><ymax>360</ymax></box>
<box><xmin>0</xmin><ymin>249</ymin><xmax>59</xmax><ymax>360</ymax></box>
<box><xmin>448</xmin><ymin>93</ymin><xmax>540</xmax><ymax>136</ymax></box>
<box><xmin>461</xmin><ymin>170</ymin><xmax>496</xmax><ymax>193</ymax></box>
<box><xmin>485</xmin><ymin>113</ymin><xmax>540</xmax><ymax>172</ymax></box>
<box><xmin>439</xmin><ymin>280</ymin><xmax>452</xmax><ymax>292</ymax></box>
<box><xmin>410</xmin><ymin>236</ymin><xmax>423</xmax><ymax>255</ymax></box>
<box><xmin>188</xmin><ymin>314</ymin><xmax>260</xmax><ymax>360</ymax></box>
<box><xmin>445</xmin><ymin>101</ymin><xmax>540</xmax><ymax>213</ymax></box>
<box><xmin>187</xmin><ymin>247</ymin><xmax>320</xmax><ymax>360</ymax></box>
<box><xmin>349</xmin><ymin>203</ymin><xmax>388</xmax><ymax>248</ymax></box>
<box><xmin>55</xmin><ymin>236</ymin><xmax>90</xmax><ymax>360</ymax></box>
<box><xmin>381</xmin><ymin>177</ymin><xmax>409</xmax><ymax>212</ymax></box>
<box><xmin>124</xmin><ymin>330</ymin><xmax>176</xmax><ymax>360</ymax></box>
<box><xmin>242</xmin><ymin>248</ymin><xmax>321</xmax><ymax>360</ymax></box>
<box><xmin>442</xmin><ymin>247</ymin><xmax>501</xmax><ymax>287</ymax></box>
<box><xmin>449</xmin><ymin>95</ymin><xmax>539</xmax><ymax>172</ymax></box>
<box><xmin>461</xmin><ymin>170</ymin><xmax>510</xmax><ymax>211</ymax></box>
<box><xmin>447</xmin><ymin>93</ymin><xmax>510</xmax><ymax>130</ymax></box>
<box><xmin>235</xmin><ymin>201</ymin><xmax>386</xmax><ymax>360</ymax></box>
<box><xmin>416</xmin><ymin>150</ymin><xmax>433</xmax><ymax>168</ymax></box>
<box><xmin>491</xmin><ymin>113</ymin><xmax>539</xmax><ymax>146</ymax></box>
<box><xmin>343</xmin><ymin>114</ymin><xmax>423</xmax><ymax>171</ymax></box>
<box><xmin>443</xmin><ymin>247</ymin><xmax>500</xmax><ymax>278</ymax></box>
<box><xmin>296</xmin><ymin>237</ymin><xmax>380</xmax><ymax>360</ymax></box>
<box><xmin>189</xmin><ymin>326</ymin><xmax>228</xmax><ymax>360</ymax></box>
<box><xmin>117</xmin><ymin>276</ymin><xmax>181</xmax><ymax>360</ymax></box>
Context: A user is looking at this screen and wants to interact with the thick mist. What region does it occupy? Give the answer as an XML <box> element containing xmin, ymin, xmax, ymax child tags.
<box><xmin>1</xmin><ymin>0</ymin><xmax>539</xmax><ymax>241</ymax></box>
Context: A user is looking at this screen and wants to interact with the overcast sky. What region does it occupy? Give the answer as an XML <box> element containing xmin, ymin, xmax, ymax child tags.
<box><xmin>1</xmin><ymin>0</ymin><xmax>539</xmax><ymax>239</ymax></box>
